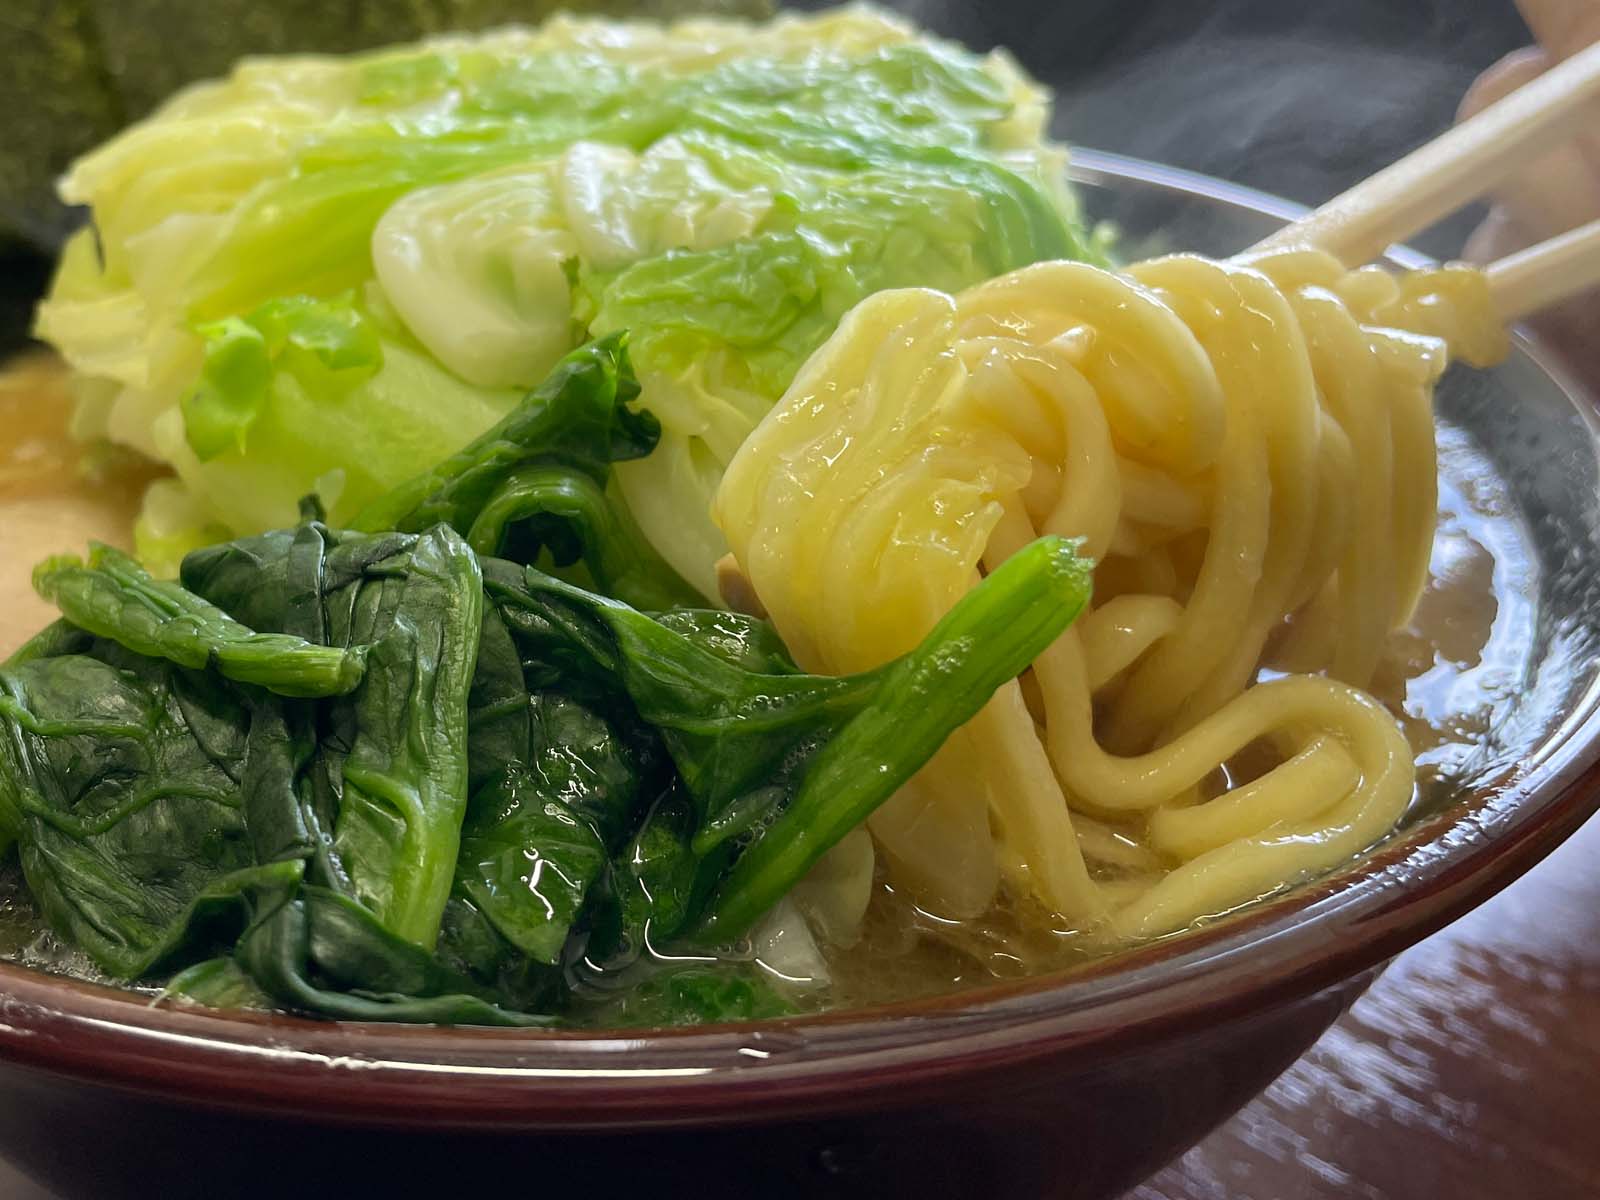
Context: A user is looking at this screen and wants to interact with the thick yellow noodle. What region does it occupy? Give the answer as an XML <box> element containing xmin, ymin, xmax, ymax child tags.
<box><xmin>713</xmin><ymin>247</ymin><xmax>1507</xmax><ymax>941</ymax></box>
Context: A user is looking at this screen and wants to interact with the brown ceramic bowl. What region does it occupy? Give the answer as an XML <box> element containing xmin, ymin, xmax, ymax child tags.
<box><xmin>1</xmin><ymin>154</ymin><xmax>1598</xmax><ymax>1200</ymax></box>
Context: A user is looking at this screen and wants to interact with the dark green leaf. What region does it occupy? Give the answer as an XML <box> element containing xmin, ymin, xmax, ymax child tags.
<box><xmin>480</xmin><ymin>539</ymin><xmax>1091</xmax><ymax>953</ymax></box>
<box><xmin>236</xmin><ymin>883</ymin><xmax>550</xmax><ymax>1026</ymax></box>
<box><xmin>161</xmin><ymin>955</ymin><xmax>275</xmax><ymax>1010</ymax></box>
<box><xmin>353</xmin><ymin>333</ymin><xmax>655</xmax><ymax>535</ymax></box>
<box><xmin>464</xmin><ymin>602</ymin><xmax>532</xmax><ymax>796</ymax></box>
<box><xmin>650</xmin><ymin>608</ymin><xmax>798</xmax><ymax>674</ymax></box>
<box><xmin>320</xmin><ymin>526</ymin><xmax>483</xmax><ymax>951</ymax></box>
<box><xmin>185</xmin><ymin>522</ymin><xmax>485</xmax><ymax>952</ymax></box>
<box><xmin>237</xmin><ymin>690</ymin><xmax>332</xmax><ymax>873</ymax></box>
<box><xmin>33</xmin><ymin>543</ymin><xmax>366</xmax><ymax>697</ymax></box>
<box><xmin>456</xmin><ymin>684</ymin><xmax>661</xmax><ymax>964</ymax></box>
<box><xmin>0</xmin><ymin>641</ymin><xmax>305</xmax><ymax>976</ymax></box>
<box><xmin>696</xmin><ymin>535</ymin><xmax>1093</xmax><ymax>941</ymax></box>
<box><xmin>354</xmin><ymin>333</ymin><xmax>698</xmax><ymax>610</ymax></box>
<box><xmin>579</xmin><ymin>784</ymin><xmax>732</xmax><ymax>980</ymax></box>
<box><xmin>178</xmin><ymin>522</ymin><xmax>326</xmax><ymax>637</ymax></box>
<box><xmin>484</xmin><ymin>559</ymin><xmax>874</xmax><ymax>830</ymax></box>
<box><xmin>470</xmin><ymin>468</ymin><xmax>700</xmax><ymax>610</ymax></box>
<box><xmin>435</xmin><ymin>894</ymin><xmax>562</xmax><ymax>1012</ymax></box>
<box><xmin>457</xmin><ymin>768</ymin><xmax>608</xmax><ymax>966</ymax></box>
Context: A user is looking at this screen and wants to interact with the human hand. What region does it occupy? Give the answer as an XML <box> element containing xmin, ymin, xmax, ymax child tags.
<box><xmin>1462</xmin><ymin>0</ymin><xmax>1600</xmax><ymax>363</ymax></box>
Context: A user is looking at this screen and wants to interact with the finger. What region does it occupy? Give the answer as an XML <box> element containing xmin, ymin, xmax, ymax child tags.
<box><xmin>1458</xmin><ymin>42</ymin><xmax>1600</xmax><ymax>247</ymax></box>
<box><xmin>1516</xmin><ymin>0</ymin><xmax>1600</xmax><ymax>60</ymax></box>
<box><xmin>1457</xmin><ymin>45</ymin><xmax>1550</xmax><ymax>122</ymax></box>
<box><xmin>1492</xmin><ymin>139</ymin><xmax>1600</xmax><ymax>249</ymax></box>
<box><xmin>1500</xmin><ymin>3</ymin><xmax>1600</xmax><ymax>353</ymax></box>
<box><xmin>1513</xmin><ymin>0</ymin><xmax>1600</xmax><ymax>180</ymax></box>
<box><xmin>1462</xmin><ymin>206</ymin><xmax>1533</xmax><ymax>264</ymax></box>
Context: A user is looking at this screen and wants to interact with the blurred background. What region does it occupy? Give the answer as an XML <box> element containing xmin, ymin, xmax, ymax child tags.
<box><xmin>0</xmin><ymin>0</ymin><xmax>1532</xmax><ymax>352</ymax></box>
<box><xmin>796</xmin><ymin>0</ymin><xmax>1527</xmax><ymax>245</ymax></box>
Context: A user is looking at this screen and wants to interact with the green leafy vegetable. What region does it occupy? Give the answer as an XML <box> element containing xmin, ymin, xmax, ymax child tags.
<box><xmin>184</xmin><ymin>523</ymin><xmax>483</xmax><ymax>951</ymax></box>
<box><xmin>236</xmin><ymin>883</ymin><xmax>548</xmax><ymax>1026</ymax></box>
<box><xmin>0</xmin><ymin>2</ymin><xmax>775</xmax><ymax>245</ymax></box>
<box><xmin>321</xmin><ymin>526</ymin><xmax>483</xmax><ymax>952</ymax></box>
<box><xmin>434</xmin><ymin>894</ymin><xmax>561</xmax><ymax>1013</ymax></box>
<box><xmin>469</xmin><ymin>470</ymin><xmax>696</xmax><ymax>612</ymax></box>
<box><xmin>0</xmin><ymin>635</ymin><xmax>305</xmax><ymax>975</ymax></box>
<box><xmin>582</xmin><ymin>785</ymin><xmax>716</xmax><ymax>967</ymax></box>
<box><xmin>697</xmin><ymin>536</ymin><xmax>1092</xmax><ymax>940</ymax></box>
<box><xmin>482</xmin><ymin>534</ymin><xmax>1092</xmax><ymax>949</ymax></box>
<box><xmin>141</xmin><ymin>291</ymin><xmax>526</xmax><ymax>575</ymax></box>
<box><xmin>457</xmin><ymin>772</ymin><xmax>610</xmax><ymax>967</ymax></box>
<box><xmin>1</xmin><ymin>529</ymin><xmax>1088</xmax><ymax>1020</ymax></box>
<box><xmin>576</xmin><ymin>961</ymin><xmax>795</xmax><ymax>1027</ymax></box>
<box><xmin>184</xmin><ymin>294</ymin><xmax>383</xmax><ymax>461</ymax></box>
<box><xmin>487</xmin><ymin>561</ymin><xmax>870</xmax><ymax>833</ymax></box>
<box><xmin>33</xmin><ymin>9</ymin><xmax>1097</xmax><ymax>591</ymax></box>
<box><xmin>352</xmin><ymin>334</ymin><xmax>652</xmax><ymax>534</ymax></box>
<box><xmin>0</xmin><ymin>328</ymin><xmax>1095</xmax><ymax>1027</ymax></box>
<box><xmin>650</xmin><ymin>608</ymin><xmax>797</xmax><ymax>675</ymax></box>
<box><xmin>32</xmin><ymin>543</ymin><xmax>366</xmax><ymax>697</ymax></box>
<box><xmin>352</xmin><ymin>332</ymin><xmax>697</xmax><ymax>611</ymax></box>
<box><xmin>161</xmin><ymin>955</ymin><xmax>276</xmax><ymax>1011</ymax></box>
<box><xmin>464</xmin><ymin>603</ymin><xmax>535</xmax><ymax>796</ymax></box>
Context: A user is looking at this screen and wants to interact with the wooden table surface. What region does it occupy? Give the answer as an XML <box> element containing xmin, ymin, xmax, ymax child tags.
<box><xmin>1132</xmin><ymin>810</ymin><xmax>1600</xmax><ymax>1200</ymax></box>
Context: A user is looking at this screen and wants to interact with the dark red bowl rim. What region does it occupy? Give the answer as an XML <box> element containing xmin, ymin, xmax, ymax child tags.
<box><xmin>1</xmin><ymin>150</ymin><xmax>1597</xmax><ymax>1132</ymax></box>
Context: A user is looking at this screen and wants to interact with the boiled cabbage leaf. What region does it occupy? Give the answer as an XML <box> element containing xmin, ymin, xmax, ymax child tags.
<box><xmin>34</xmin><ymin>7</ymin><xmax>1099</xmax><ymax>591</ymax></box>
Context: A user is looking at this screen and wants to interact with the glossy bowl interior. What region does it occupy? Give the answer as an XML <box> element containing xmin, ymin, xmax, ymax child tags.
<box><xmin>2</xmin><ymin>152</ymin><xmax>1599</xmax><ymax>1199</ymax></box>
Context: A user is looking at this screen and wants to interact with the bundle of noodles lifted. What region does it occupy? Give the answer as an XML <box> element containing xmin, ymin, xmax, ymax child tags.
<box><xmin>714</xmin><ymin>247</ymin><xmax>1508</xmax><ymax>941</ymax></box>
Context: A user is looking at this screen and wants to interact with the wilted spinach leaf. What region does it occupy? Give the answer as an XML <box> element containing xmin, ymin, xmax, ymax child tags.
<box><xmin>576</xmin><ymin>961</ymin><xmax>796</xmax><ymax>1027</ymax></box>
<box><xmin>354</xmin><ymin>333</ymin><xmax>698</xmax><ymax>610</ymax></box>
<box><xmin>0</xmin><ymin>637</ymin><xmax>303</xmax><ymax>976</ymax></box>
<box><xmin>33</xmin><ymin>543</ymin><xmax>366</xmax><ymax>697</ymax></box>
<box><xmin>483</xmin><ymin>536</ymin><xmax>1092</xmax><ymax>950</ymax></box>
<box><xmin>458</xmin><ymin>759</ymin><xmax>618</xmax><ymax>966</ymax></box>
<box><xmin>185</xmin><ymin>522</ymin><xmax>484</xmax><ymax>952</ymax></box>
<box><xmin>236</xmin><ymin>883</ymin><xmax>548</xmax><ymax>1026</ymax></box>
<box><xmin>0</xmin><ymin>331</ymin><xmax>1093</xmax><ymax>1029</ymax></box>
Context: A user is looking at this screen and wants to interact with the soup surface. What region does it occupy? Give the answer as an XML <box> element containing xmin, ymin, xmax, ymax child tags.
<box><xmin>0</xmin><ymin>354</ymin><xmax>1533</xmax><ymax>1013</ymax></box>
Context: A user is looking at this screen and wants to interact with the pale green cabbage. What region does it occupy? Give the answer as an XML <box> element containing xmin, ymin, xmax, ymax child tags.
<box><xmin>35</xmin><ymin>5</ymin><xmax>1099</xmax><ymax>591</ymax></box>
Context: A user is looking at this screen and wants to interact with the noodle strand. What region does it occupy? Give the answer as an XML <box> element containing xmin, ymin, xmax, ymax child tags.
<box><xmin>714</xmin><ymin>248</ymin><xmax>1507</xmax><ymax>940</ymax></box>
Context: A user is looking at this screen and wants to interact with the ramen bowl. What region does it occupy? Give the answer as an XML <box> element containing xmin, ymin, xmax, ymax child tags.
<box><xmin>0</xmin><ymin>153</ymin><xmax>1596</xmax><ymax>1200</ymax></box>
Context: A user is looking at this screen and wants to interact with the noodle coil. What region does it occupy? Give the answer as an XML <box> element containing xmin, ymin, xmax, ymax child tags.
<box><xmin>714</xmin><ymin>248</ymin><xmax>1507</xmax><ymax>939</ymax></box>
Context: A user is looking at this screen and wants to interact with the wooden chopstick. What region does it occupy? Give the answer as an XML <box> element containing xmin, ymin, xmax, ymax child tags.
<box><xmin>1485</xmin><ymin>216</ymin><xmax>1600</xmax><ymax>321</ymax></box>
<box><xmin>1251</xmin><ymin>39</ymin><xmax>1600</xmax><ymax>264</ymax></box>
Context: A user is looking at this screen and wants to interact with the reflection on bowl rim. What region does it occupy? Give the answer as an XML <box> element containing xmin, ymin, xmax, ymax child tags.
<box><xmin>0</xmin><ymin>150</ymin><xmax>1597</xmax><ymax>1129</ymax></box>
